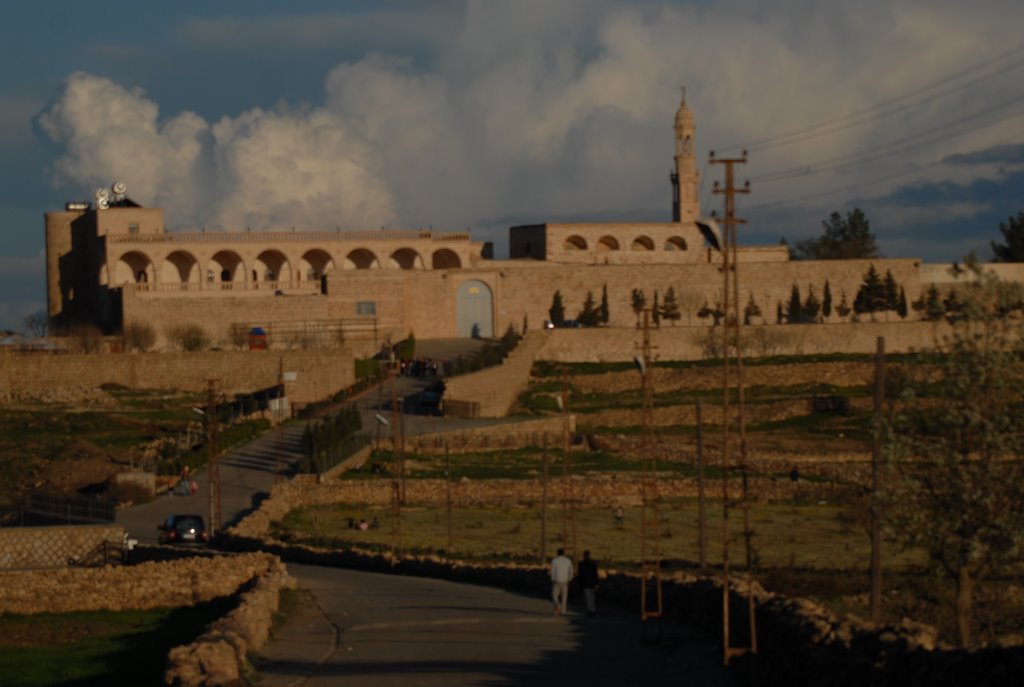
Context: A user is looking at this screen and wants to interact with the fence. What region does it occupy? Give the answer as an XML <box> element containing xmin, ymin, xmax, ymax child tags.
<box><xmin>2</xmin><ymin>493</ymin><xmax>118</xmax><ymax>527</ymax></box>
<box><xmin>298</xmin><ymin>433</ymin><xmax>372</xmax><ymax>475</ymax></box>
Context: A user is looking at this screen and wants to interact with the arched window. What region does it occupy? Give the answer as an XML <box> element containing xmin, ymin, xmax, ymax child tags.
<box><xmin>665</xmin><ymin>236</ymin><xmax>688</xmax><ymax>251</ymax></box>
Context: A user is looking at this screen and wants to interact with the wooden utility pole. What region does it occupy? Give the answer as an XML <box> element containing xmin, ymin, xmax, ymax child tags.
<box><xmin>541</xmin><ymin>432</ymin><xmax>550</xmax><ymax>562</ymax></box>
<box><xmin>205</xmin><ymin>379</ymin><xmax>221</xmax><ymax>536</ymax></box>
<box><xmin>871</xmin><ymin>336</ymin><xmax>886</xmax><ymax>622</ymax></box>
<box><xmin>697</xmin><ymin>399</ymin><xmax>707</xmax><ymax>569</ymax></box>
<box><xmin>710</xmin><ymin>151</ymin><xmax>756</xmax><ymax>665</ymax></box>
<box><xmin>638</xmin><ymin>309</ymin><xmax>662</xmax><ymax>623</ymax></box>
<box><xmin>559</xmin><ymin>371</ymin><xmax>576</xmax><ymax>558</ymax></box>
<box><xmin>445</xmin><ymin>441</ymin><xmax>453</xmax><ymax>553</ymax></box>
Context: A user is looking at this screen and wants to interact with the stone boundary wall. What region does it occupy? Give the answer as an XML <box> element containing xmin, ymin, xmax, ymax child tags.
<box><xmin>536</xmin><ymin>320</ymin><xmax>953</xmax><ymax>363</ymax></box>
<box><xmin>222</xmin><ymin>481</ymin><xmax>1023</xmax><ymax>686</ymax></box>
<box><xmin>0</xmin><ymin>524</ymin><xmax>125</xmax><ymax>570</ymax></box>
<box><xmin>443</xmin><ymin>331</ymin><xmax>547</xmax><ymax>417</ymax></box>
<box><xmin>0</xmin><ymin>349</ymin><xmax>355</xmax><ymax>406</ymax></box>
<box><xmin>406</xmin><ymin>416</ymin><xmax>572</xmax><ymax>453</ymax></box>
<box><xmin>0</xmin><ymin>551</ymin><xmax>295</xmax><ymax>687</ymax></box>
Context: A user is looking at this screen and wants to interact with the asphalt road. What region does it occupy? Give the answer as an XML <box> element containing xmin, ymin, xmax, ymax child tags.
<box><xmin>118</xmin><ymin>339</ymin><xmax>735</xmax><ymax>685</ymax></box>
<box><xmin>255</xmin><ymin>563</ymin><xmax>736</xmax><ymax>687</ymax></box>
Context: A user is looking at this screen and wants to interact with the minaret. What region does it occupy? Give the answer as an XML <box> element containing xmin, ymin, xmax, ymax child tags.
<box><xmin>671</xmin><ymin>87</ymin><xmax>700</xmax><ymax>222</ymax></box>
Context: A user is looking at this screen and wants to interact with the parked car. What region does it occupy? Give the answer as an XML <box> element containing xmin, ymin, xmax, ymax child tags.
<box><xmin>158</xmin><ymin>514</ymin><xmax>209</xmax><ymax>545</ymax></box>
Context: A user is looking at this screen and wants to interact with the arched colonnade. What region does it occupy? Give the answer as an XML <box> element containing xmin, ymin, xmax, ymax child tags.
<box><xmin>107</xmin><ymin>245</ymin><xmax>465</xmax><ymax>289</ymax></box>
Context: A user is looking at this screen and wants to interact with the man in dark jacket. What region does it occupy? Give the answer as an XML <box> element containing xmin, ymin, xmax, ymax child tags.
<box><xmin>578</xmin><ymin>549</ymin><xmax>599</xmax><ymax>617</ymax></box>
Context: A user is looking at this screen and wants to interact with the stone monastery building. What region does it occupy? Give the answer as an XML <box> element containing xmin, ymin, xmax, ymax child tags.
<box><xmin>44</xmin><ymin>93</ymin><xmax>998</xmax><ymax>352</ymax></box>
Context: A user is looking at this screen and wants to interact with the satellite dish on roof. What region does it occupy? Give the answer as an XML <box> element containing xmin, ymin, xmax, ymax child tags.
<box><xmin>112</xmin><ymin>181</ymin><xmax>126</xmax><ymax>195</ymax></box>
<box><xmin>97</xmin><ymin>197</ymin><xmax>110</xmax><ymax>210</ymax></box>
<box><xmin>95</xmin><ymin>187</ymin><xmax>110</xmax><ymax>200</ymax></box>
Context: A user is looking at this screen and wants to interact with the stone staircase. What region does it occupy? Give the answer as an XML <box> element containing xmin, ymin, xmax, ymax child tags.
<box><xmin>442</xmin><ymin>331</ymin><xmax>547</xmax><ymax>418</ymax></box>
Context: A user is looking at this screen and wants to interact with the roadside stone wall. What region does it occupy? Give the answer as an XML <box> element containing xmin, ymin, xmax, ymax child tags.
<box><xmin>0</xmin><ymin>524</ymin><xmax>125</xmax><ymax>570</ymax></box>
<box><xmin>0</xmin><ymin>551</ymin><xmax>285</xmax><ymax>614</ymax></box>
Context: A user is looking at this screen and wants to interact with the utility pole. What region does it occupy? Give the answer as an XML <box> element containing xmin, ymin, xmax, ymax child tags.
<box><xmin>871</xmin><ymin>336</ymin><xmax>885</xmax><ymax>622</ymax></box>
<box><xmin>697</xmin><ymin>399</ymin><xmax>707</xmax><ymax>569</ymax></box>
<box><xmin>559</xmin><ymin>370</ymin><xmax>575</xmax><ymax>558</ymax></box>
<box><xmin>205</xmin><ymin>379</ymin><xmax>221</xmax><ymax>537</ymax></box>
<box><xmin>638</xmin><ymin>309</ymin><xmax>662</xmax><ymax>626</ymax></box>
<box><xmin>709</xmin><ymin>150</ymin><xmax>756</xmax><ymax>665</ymax></box>
<box><xmin>541</xmin><ymin>432</ymin><xmax>550</xmax><ymax>563</ymax></box>
<box><xmin>275</xmin><ymin>357</ymin><xmax>286</xmax><ymax>485</ymax></box>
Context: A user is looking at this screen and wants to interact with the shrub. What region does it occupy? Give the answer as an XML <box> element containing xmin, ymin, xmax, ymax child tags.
<box><xmin>123</xmin><ymin>321</ymin><xmax>157</xmax><ymax>352</ymax></box>
<box><xmin>167</xmin><ymin>323</ymin><xmax>209</xmax><ymax>352</ymax></box>
<box><xmin>68</xmin><ymin>323</ymin><xmax>104</xmax><ymax>353</ymax></box>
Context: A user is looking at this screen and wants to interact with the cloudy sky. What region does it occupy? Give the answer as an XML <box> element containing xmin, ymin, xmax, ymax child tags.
<box><xmin>2</xmin><ymin>0</ymin><xmax>1023</xmax><ymax>331</ymax></box>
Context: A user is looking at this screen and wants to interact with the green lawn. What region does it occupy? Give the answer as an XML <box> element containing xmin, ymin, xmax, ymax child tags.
<box><xmin>0</xmin><ymin>598</ymin><xmax>235</xmax><ymax>687</ymax></box>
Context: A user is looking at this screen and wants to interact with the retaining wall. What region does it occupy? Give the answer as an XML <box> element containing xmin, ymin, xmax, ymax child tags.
<box><xmin>0</xmin><ymin>348</ymin><xmax>355</xmax><ymax>407</ymax></box>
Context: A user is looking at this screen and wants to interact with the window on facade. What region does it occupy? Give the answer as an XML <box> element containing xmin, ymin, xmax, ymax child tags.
<box><xmin>356</xmin><ymin>301</ymin><xmax>377</xmax><ymax>316</ymax></box>
<box><xmin>128</xmin><ymin>223</ymin><xmax>139</xmax><ymax>236</ymax></box>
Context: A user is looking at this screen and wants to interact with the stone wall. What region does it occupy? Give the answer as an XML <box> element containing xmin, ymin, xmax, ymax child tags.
<box><xmin>0</xmin><ymin>349</ymin><xmax>355</xmax><ymax>407</ymax></box>
<box><xmin>407</xmin><ymin>416</ymin><xmax>572</xmax><ymax>453</ymax></box>
<box><xmin>536</xmin><ymin>319</ymin><xmax>952</xmax><ymax>363</ymax></box>
<box><xmin>0</xmin><ymin>524</ymin><xmax>126</xmax><ymax>570</ymax></box>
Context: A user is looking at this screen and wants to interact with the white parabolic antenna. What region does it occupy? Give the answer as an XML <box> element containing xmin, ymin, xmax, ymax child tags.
<box><xmin>95</xmin><ymin>187</ymin><xmax>110</xmax><ymax>200</ymax></box>
<box><xmin>97</xmin><ymin>197</ymin><xmax>110</xmax><ymax>210</ymax></box>
<box><xmin>112</xmin><ymin>181</ymin><xmax>126</xmax><ymax>195</ymax></box>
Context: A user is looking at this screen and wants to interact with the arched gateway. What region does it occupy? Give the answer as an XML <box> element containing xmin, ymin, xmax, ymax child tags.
<box><xmin>456</xmin><ymin>279</ymin><xmax>493</xmax><ymax>338</ymax></box>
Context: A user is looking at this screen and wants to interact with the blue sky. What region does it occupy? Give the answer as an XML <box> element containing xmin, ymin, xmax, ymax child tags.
<box><xmin>2</xmin><ymin>0</ymin><xmax>1023</xmax><ymax>331</ymax></box>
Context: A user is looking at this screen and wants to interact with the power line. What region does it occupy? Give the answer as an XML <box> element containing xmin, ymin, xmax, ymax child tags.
<box><xmin>721</xmin><ymin>43</ymin><xmax>1024</xmax><ymax>154</ymax></box>
<box><xmin>751</xmin><ymin>98</ymin><xmax>1024</xmax><ymax>184</ymax></box>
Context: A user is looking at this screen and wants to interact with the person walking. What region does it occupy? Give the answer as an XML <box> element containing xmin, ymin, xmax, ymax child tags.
<box><xmin>550</xmin><ymin>548</ymin><xmax>574</xmax><ymax>615</ymax></box>
<box><xmin>578</xmin><ymin>550</ymin><xmax>599</xmax><ymax>617</ymax></box>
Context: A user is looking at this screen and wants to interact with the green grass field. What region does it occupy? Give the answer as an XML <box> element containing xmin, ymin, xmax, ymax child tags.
<box><xmin>0</xmin><ymin>598</ymin><xmax>235</xmax><ymax>687</ymax></box>
<box><xmin>272</xmin><ymin>497</ymin><xmax>925</xmax><ymax>572</ymax></box>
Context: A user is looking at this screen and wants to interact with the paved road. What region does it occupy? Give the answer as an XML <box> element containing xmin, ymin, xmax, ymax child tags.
<box><xmin>118</xmin><ymin>339</ymin><xmax>736</xmax><ymax>685</ymax></box>
<box><xmin>116</xmin><ymin>339</ymin><xmax>497</xmax><ymax>543</ymax></box>
<box><xmin>254</xmin><ymin>564</ymin><xmax>735</xmax><ymax>687</ymax></box>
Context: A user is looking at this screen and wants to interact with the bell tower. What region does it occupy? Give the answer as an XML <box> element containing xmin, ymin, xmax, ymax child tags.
<box><xmin>670</xmin><ymin>87</ymin><xmax>700</xmax><ymax>222</ymax></box>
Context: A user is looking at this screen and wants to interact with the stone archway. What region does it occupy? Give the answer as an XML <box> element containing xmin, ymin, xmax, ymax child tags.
<box><xmin>456</xmin><ymin>279</ymin><xmax>493</xmax><ymax>338</ymax></box>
